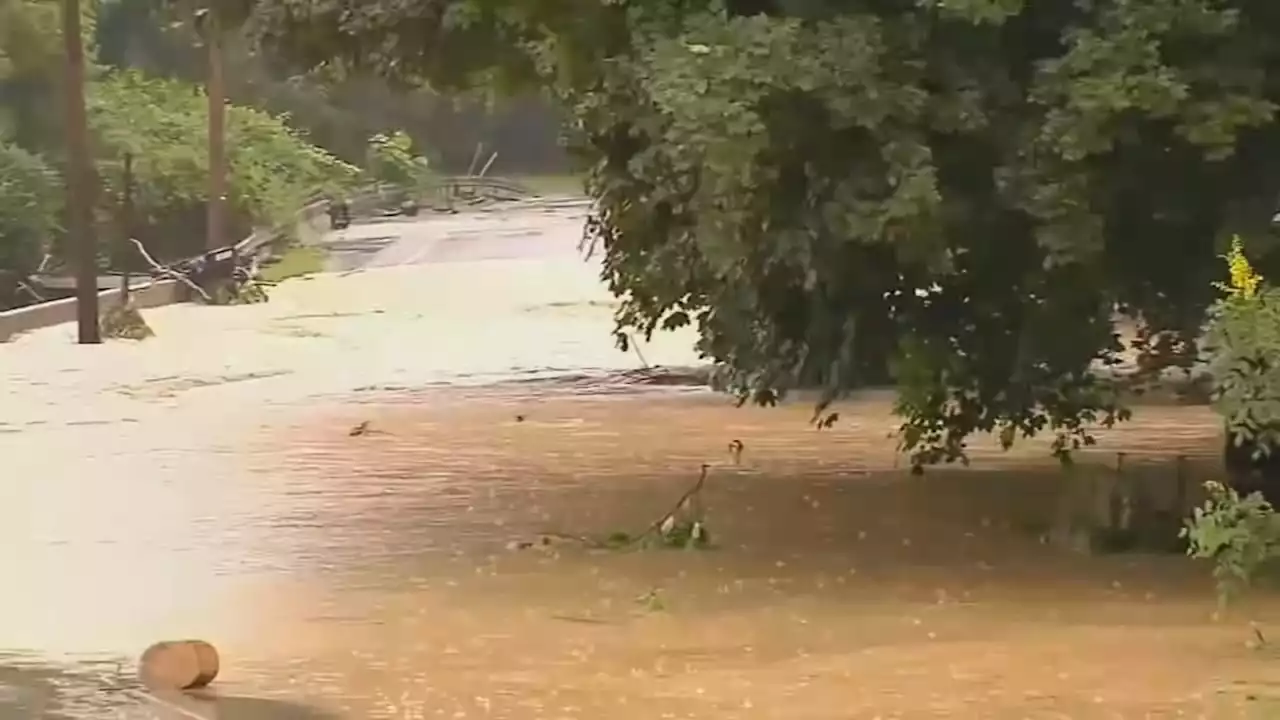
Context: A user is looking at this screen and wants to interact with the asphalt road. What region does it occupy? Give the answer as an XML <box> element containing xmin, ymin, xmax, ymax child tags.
<box><xmin>320</xmin><ymin>197</ymin><xmax>592</xmax><ymax>273</ymax></box>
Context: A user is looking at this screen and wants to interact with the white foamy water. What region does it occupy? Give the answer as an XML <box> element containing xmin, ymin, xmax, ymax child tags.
<box><xmin>1</xmin><ymin>202</ymin><xmax>701</xmax><ymax>427</ymax></box>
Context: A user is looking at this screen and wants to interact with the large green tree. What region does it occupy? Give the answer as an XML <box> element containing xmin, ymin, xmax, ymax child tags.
<box><xmin>236</xmin><ymin>0</ymin><xmax>1280</xmax><ymax>468</ymax></box>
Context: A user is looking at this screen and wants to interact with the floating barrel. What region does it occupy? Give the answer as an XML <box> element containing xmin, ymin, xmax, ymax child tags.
<box><xmin>138</xmin><ymin>640</ymin><xmax>220</xmax><ymax>690</ymax></box>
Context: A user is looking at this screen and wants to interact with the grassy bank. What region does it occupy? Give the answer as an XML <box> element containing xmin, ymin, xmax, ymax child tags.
<box><xmin>260</xmin><ymin>245</ymin><xmax>327</xmax><ymax>283</ymax></box>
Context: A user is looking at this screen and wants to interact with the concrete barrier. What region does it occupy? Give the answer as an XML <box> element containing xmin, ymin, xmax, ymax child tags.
<box><xmin>0</xmin><ymin>178</ymin><xmax>530</xmax><ymax>342</ymax></box>
<box><xmin>0</xmin><ymin>279</ymin><xmax>185</xmax><ymax>342</ymax></box>
<box><xmin>0</xmin><ymin>200</ymin><xmax>329</xmax><ymax>343</ymax></box>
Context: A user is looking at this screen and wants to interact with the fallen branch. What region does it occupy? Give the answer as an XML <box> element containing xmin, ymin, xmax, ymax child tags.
<box><xmin>128</xmin><ymin>237</ymin><xmax>211</xmax><ymax>302</ymax></box>
<box><xmin>520</xmin><ymin>464</ymin><xmax>711</xmax><ymax>551</ymax></box>
<box><xmin>16</xmin><ymin>278</ymin><xmax>44</xmax><ymax>302</ymax></box>
<box><xmin>627</xmin><ymin>463</ymin><xmax>709</xmax><ymax>547</ymax></box>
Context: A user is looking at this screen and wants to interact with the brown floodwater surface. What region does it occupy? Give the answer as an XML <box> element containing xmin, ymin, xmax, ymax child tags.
<box><xmin>3</xmin><ymin>202</ymin><xmax>1280</xmax><ymax>718</ymax></box>
<box><xmin>238</xmin><ymin>388</ymin><xmax>1280</xmax><ymax>719</ymax></box>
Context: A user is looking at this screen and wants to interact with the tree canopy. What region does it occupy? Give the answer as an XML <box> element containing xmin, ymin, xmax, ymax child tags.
<box><xmin>230</xmin><ymin>0</ymin><xmax>1280</xmax><ymax>466</ymax></box>
<box><xmin>234</xmin><ymin>0</ymin><xmax>1280</xmax><ymax>468</ymax></box>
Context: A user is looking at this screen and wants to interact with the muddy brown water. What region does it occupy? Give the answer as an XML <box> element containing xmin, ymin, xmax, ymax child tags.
<box><xmin>17</xmin><ymin>387</ymin><xmax>1279</xmax><ymax>719</ymax></box>
<box><xmin>4</xmin><ymin>203</ymin><xmax>1280</xmax><ymax>718</ymax></box>
<box><xmin>234</xmin><ymin>388</ymin><xmax>1280</xmax><ymax>720</ymax></box>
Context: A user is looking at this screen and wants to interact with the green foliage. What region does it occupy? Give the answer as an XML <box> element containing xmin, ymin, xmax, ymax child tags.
<box><xmin>364</xmin><ymin>130</ymin><xmax>435</xmax><ymax>194</ymax></box>
<box><xmin>86</xmin><ymin>71</ymin><xmax>361</xmax><ymax>258</ymax></box>
<box><xmin>0</xmin><ymin>140</ymin><xmax>60</xmax><ymax>274</ymax></box>
<box><xmin>1206</xmin><ymin>238</ymin><xmax>1280</xmax><ymax>453</ymax></box>
<box><xmin>1183</xmin><ymin>482</ymin><xmax>1280</xmax><ymax>610</ymax></box>
<box><xmin>1186</xmin><ymin>238</ymin><xmax>1280</xmax><ymax>609</ymax></box>
<box><xmin>0</xmin><ymin>0</ymin><xmax>62</xmax><ymax>80</ymax></box>
<box><xmin>238</xmin><ymin>0</ymin><xmax>1280</xmax><ymax>468</ymax></box>
<box><xmin>0</xmin><ymin>0</ymin><xmax>97</xmax><ymax>147</ymax></box>
<box><xmin>258</xmin><ymin>244</ymin><xmax>325</xmax><ymax>283</ymax></box>
<box><xmin>209</xmin><ymin>279</ymin><xmax>269</xmax><ymax>306</ymax></box>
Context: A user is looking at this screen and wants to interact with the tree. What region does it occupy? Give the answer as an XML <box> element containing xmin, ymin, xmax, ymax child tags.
<box><xmin>0</xmin><ymin>0</ymin><xmax>366</xmax><ymax>300</ymax></box>
<box><xmin>97</xmin><ymin>0</ymin><xmax>567</xmax><ymax>172</ymax></box>
<box><xmin>0</xmin><ymin>0</ymin><xmax>75</xmax><ymax>294</ymax></box>
<box><xmin>0</xmin><ymin>140</ymin><xmax>60</xmax><ymax>275</ymax></box>
<box><xmin>85</xmin><ymin>71</ymin><xmax>361</xmax><ymax>263</ymax></box>
<box><xmin>240</xmin><ymin>0</ymin><xmax>1280</xmax><ymax>469</ymax></box>
<box><xmin>0</xmin><ymin>0</ymin><xmax>96</xmax><ymax>149</ymax></box>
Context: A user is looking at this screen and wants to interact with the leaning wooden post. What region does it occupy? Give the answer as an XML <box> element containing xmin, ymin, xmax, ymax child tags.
<box><xmin>119</xmin><ymin>151</ymin><xmax>135</xmax><ymax>302</ymax></box>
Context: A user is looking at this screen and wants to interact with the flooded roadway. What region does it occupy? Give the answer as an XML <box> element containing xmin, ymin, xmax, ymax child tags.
<box><xmin>3</xmin><ymin>199</ymin><xmax>1280</xmax><ymax>718</ymax></box>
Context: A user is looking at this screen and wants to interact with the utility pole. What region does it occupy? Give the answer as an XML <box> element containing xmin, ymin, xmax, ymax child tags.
<box><xmin>61</xmin><ymin>0</ymin><xmax>100</xmax><ymax>343</ymax></box>
<box><xmin>119</xmin><ymin>152</ymin><xmax>135</xmax><ymax>301</ymax></box>
<box><xmin>199</xmin><ymin>7</ymin><xmax>227</xmax><ymax>251</ymax></box>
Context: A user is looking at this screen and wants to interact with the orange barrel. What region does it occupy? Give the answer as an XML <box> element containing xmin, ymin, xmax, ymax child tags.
<box><xmin>137</xmin><ymin>640</ymin><xmax>220</xmax><ymax>690</ymax></box>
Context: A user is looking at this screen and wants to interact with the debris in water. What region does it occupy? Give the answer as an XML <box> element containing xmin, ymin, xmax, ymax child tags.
<box><xmin>138</xmin><ymin>640</ymin><xmax>219</xmax><ymax>690</ymax></box>
<box><xmin>728</xmin><ymin>439</ymin><xmax>745</xmax><ymax>465</ymax></box>
<box><xmin>100</xmin><ymin>301</ymin><xmax>154</xmax><ymax>340</ymax></box>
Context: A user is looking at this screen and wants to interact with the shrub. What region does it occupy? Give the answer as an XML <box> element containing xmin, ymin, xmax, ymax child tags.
<box><xmin>0</xmin><ymin>140</ymin><xmax>60</xmax><ymax>274</ymax></box>
<box><xmin>1185</xmin><ymin>236</ymin><xmax>1280</xmax><ymax>608</ymax></box>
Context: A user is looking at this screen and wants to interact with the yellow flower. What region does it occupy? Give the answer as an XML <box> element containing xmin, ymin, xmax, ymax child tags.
<box><xmin>1221</xmin><ymin>235</ymin><xmax>1262</xmax><ymax>299</ymax></box>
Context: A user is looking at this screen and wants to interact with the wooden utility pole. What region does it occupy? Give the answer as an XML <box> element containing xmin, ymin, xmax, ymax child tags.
<box><xmin>202</xmin><ymin>7</ymin><xmax>227</xmax><ymax>251</ymax></box>
<box><xmin>61</xmin><ymin>0</ymin><xmax>100</xmax><ymax>343</ymax></box>
<box><xmin>119</xmin><ymin>152</ymin><xmax>135</xmax><ymax>301</ymax></box>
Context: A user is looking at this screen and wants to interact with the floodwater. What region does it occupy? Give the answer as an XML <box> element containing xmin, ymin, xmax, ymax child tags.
<box><xmin>2</xmin><ymin>200</ymin><xmax>1280</xmax><ymax>718</ymax></box>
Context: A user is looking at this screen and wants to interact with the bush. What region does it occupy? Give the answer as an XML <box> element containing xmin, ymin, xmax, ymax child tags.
<box><xmin>1186</xmin><ymin>236</ymin><xmax>1280</xmax><ymax>608</ymax></box>
<box><xmin>1206</xmin><ymin>235</ymin><xmax>1280</xmax><ymax>458</ymax></box>
<box><xmin>0</xmin><ymin>140</ymin><xmax>60</xmax><ymax>274</ymax></box>
<box><xmin>1183</xmin><ymin>481</ymin><xmax>1280</xmax><ymax>610</ymax></box>
<box><xmin>365</xmin><ymin>130</ymin><xmax>435</xmax><ymax>197</ymax></box>
<box><xmin>86</xmin><ymin>71</ymin><xmax>362</xmax><ymax>261</ymax></box>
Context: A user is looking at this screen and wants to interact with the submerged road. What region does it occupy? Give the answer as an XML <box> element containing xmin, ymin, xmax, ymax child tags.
<box><xmin>2</xmin><ymin>196</ymin><xmax>698</xmax><ymax>426</ymax></box>
<box><xmin>0</xmin><ymin>197</ymin><xmax>702</xmax><ymax>717</ymax></box>
<box><xmin>322</xmin><ymin>197</ymin><xmax>594</xmax><ymax>272</ymax></box>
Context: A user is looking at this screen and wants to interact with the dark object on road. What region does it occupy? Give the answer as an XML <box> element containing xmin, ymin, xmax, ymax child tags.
<box><xmin>165</xmin><ymin>245</ymin><xmax>264</xmax><ymax>303</ymax></box>
<box><xmin>169</xmin><ymin>245</ymin><xmax>238</xmax><ymax>290</ymax></box>
<box><xmin>327</xmin><ymin>199</ymin><xmax>351</xmax><ymax>230</ymax></box>
<box><xmin>349</xmin><ymin>421</ymin><xmax>371</xmax><ymax>436</ymax></box>
<box><xmin>1224</xmin><ymin>428</ymin><xmax>1280</xmax><ymax>506</ymax></box>
<box><xmin>138</xmin><ymin>640</ymin><xmax>219</xmax><ymax>691</ymax></box>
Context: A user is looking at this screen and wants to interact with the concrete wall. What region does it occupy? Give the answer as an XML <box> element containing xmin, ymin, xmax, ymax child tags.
<box><xmin>0</xmin><ymin>280</ymin><xmax>185</xmax><ymax>343</ymax></box>
<box><xmin>0</xmin><ymin>199</ymin><xmax>330</xmax><ymax>343</ymax></box>
<box><xmin>0</xmin><ymin>187</ymin><xmax>447</xmax><ymax>342</ymax></box>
